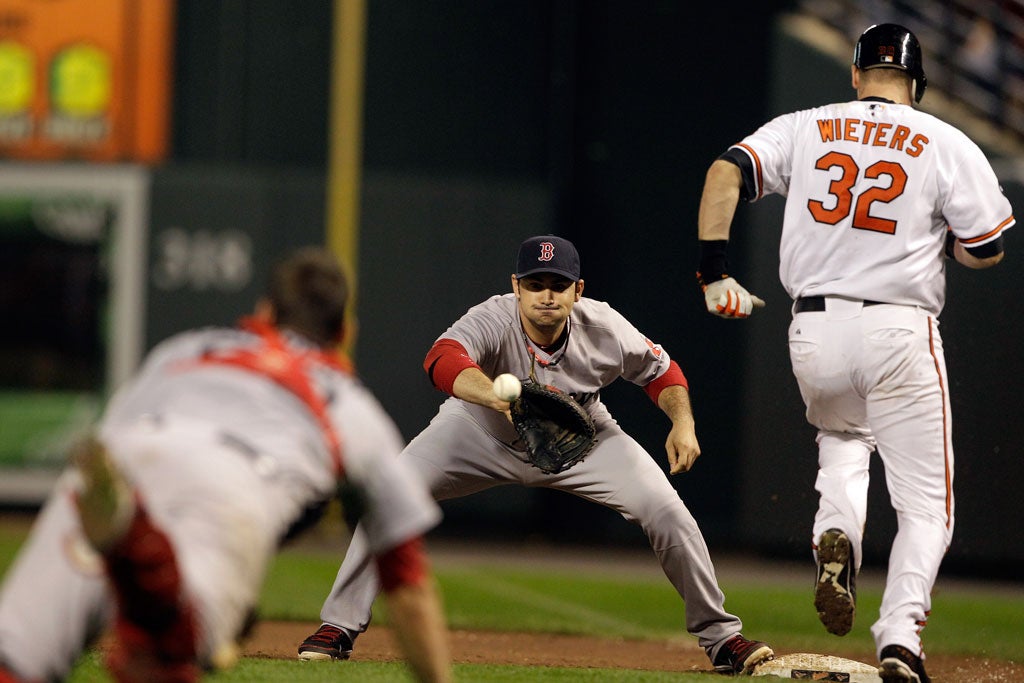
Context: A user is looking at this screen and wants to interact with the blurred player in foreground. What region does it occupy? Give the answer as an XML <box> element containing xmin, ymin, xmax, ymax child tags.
<box><xmin>296</xmin><ymin>235</ymin><xmax>774</xmax><ymax>675</ymax></box>
<box><xmin>0</xmin><ymin>247</ymin><xmax>451</xmax><ymax>683</ymax></box>
<box><xmin>694</xmin><ymin>23</ymin><xmax>1013</xmax><ymax>683</ymax></box>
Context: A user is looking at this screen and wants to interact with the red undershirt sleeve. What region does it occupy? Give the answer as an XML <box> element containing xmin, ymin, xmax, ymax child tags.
<box><xmin>375</xmin><ymin>535</ymin><xmax>429</xmax><ymax>592</ymax></box>
<box><xmin>643</xmin><ymin>360</ymin><xmax>688</xmax><ymax>404</ymax></box>
<box><xmin>423</xmin><ymin>338</ymin><xmax>480</xmax><ymax>395</ymax></box>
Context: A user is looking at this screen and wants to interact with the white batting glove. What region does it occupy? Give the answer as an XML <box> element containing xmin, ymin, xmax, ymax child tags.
<box><xmin>702</xmin><ymin>277</ymin><xmax>765</xmax><ymax>318</ymax></box>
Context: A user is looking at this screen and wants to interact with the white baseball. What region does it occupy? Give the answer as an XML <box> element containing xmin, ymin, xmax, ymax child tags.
<box><xmin>492</xmin><ymin>373</ymin><xmax>522</xmax><ymax>402</ymax></box>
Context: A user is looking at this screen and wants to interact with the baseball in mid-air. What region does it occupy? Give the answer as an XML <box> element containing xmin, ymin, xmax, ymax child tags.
<box><xmin>492</xmin><ymin>373</ymin><xmax>522</xmax><ymax>402</ymax></box>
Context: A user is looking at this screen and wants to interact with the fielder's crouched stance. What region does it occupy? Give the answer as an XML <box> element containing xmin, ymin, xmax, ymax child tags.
<box><xmin>0</xmin><ymin>249</ymin><xmax>451</xmax><ymax>683</ymax></box>
<box><xmin>298</xmin><ymin>236</ymin><xmax>774</xmax><ymax>675</ymax></box>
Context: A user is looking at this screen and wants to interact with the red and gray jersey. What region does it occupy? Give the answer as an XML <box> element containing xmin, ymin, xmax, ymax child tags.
<box><xmin>98</xmin><ymin>321</ymin><xmax>440</xmax><ymax>554</ymax></box>
<box><xmin>727</xmin><ymin>99</ymin><xmax>1014</xmax><ymax>315</ymax></box>
<box><xmin>427</xmin><ymin>293</ymin><xmax>681</xmax><ymax>445</ymax></box>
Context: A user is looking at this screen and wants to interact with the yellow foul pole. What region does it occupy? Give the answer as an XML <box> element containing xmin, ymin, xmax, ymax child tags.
<box><xmin>327</xmin><ymin>0</ymin><xmax>367</xmax><ymax>357</ymax></box>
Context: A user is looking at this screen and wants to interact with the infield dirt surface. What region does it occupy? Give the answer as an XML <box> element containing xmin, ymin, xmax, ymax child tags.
<box><xmin>3</xmin><ymin>515</ymin><xmax>1021</xmax><ymax>680</ymax></box>
<box><xmin>246</xmin><ymin>620</ymin><xmax>1022</xmax><ymax>680</ymax></box>
<box><xmin>246</xmin><ymin>539</ymin><xmax>1024</xmax><ymax>681</ymax></box>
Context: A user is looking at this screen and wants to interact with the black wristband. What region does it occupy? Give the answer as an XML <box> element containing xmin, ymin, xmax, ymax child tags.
<box><xmin>698</xmin><ymin>240</ymin><xmax>729</xmax><ymax>283</ymax></box>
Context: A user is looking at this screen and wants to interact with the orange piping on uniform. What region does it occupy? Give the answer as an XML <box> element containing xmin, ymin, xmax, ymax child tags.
<box><xmin>735</xmin><ymin>143</ymin><xmax>764</xmax><ymax>200</ymax></box>
<box><xmin>927</xmin><ymin>318</ymin><xmax>952</xmax><ymax>528</ymax></box>
<box><xmin>960</xmin><ymin>215</ymin><xmax>1015</xmax><ymax>244</ymax></box>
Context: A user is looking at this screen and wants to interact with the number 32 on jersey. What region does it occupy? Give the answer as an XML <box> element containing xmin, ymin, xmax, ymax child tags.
<box><xmin>807</xmin><ymin>151</ymin><xmax>907</xmax><ymax>235</ymax></box>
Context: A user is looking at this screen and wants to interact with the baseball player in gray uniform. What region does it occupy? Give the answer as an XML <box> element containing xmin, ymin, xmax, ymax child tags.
<box><xmin>695</xmin><ymin>24</ymin><xmax>1013</xmax><ymax>683</ymax></box>
<box><xmin>0</xmin><ymin>248</ymin><xmax>451</xmax><ymax>683</ymax></box>
<box><xmin>297</xmin><ymin>235</ymin><xmax>774</xmax><ymax>675</ymax></box>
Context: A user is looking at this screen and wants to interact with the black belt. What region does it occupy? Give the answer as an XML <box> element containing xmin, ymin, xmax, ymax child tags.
<box><xmin>794</xmin><ymin>296</ymin><xmax>883</xmax><ymax>313</ymax></box>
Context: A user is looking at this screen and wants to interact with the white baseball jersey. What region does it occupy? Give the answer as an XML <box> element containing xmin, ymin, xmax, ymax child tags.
<box><xmin>0</xmin><ymin>323</ymin><xmax>440</xmax><ymax>681</ymax></box>
<box><xmin>725</xmin><ymin>97</ymin><xmax>1013</xmax><ymax>659</ymax></box>
<box><xmin>98</xmin><ymin>325</ymin><xmax>439</xmax><ymax>554</ymax></box>
<box><xmin>317</xmin><ymin>293</ymin><xmax>751</xmax><ymax>659</ymax></box>
<box><xmin>730</xmin><ymin>98</ymin><xmax>1014</xmax><ymax>315</ymax></box>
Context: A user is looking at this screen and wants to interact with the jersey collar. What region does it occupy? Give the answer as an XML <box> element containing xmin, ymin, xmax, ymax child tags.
<box><xmin>520</xmin><ymin>317</ymin><xmax>571</xmax><ymax>370</ymax></box>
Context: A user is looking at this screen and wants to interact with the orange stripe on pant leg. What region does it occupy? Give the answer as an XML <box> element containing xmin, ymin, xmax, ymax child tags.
<box><xmin>926</xmin><ymin>317</ymin><xmax>953</xmax><ymax>528</ymax></box>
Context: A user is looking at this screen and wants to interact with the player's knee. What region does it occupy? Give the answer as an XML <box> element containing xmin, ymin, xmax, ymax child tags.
<box><xmin>632</xmin><ymin>498</ymin><xmax>699</xmax><ymax>544</ymax></box>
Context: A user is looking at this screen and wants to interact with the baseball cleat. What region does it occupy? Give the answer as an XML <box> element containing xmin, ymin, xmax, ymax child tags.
<box><xmin>814</xmin><ymin>528</ymin><xmax>856</xmax><ymax>636</ymax></box>
<box><xmin>712</xmin><ymin>634</ymin><xmax>774</xmax><ymax>675</ymax></box>
<box><xmin>297</xmin><ymin>623</ymin><xmax>353</xmax><ymax>661</ymax></box>
<box><xmin>878</xmin><ymin>644</ymin><xmax>931</xmax><ymax>683</ymax></box>
<box><xmin>73</xmin><ymin>435</ymin><xmax>134</xmax><ymax>552</ymax></box>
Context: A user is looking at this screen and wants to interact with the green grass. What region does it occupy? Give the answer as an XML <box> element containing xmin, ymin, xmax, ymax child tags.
<box><xmin>67</xmin><ymin>658</ymin><xmax>747</xmax><ymax>683</ymax></box>
<box><xmin>255</xmin><ymin>549</ymin><xmax>341</xmax><ymax>620</ymax></box>
<box><xmin>213</xmin><ymin>662</ymin><xmax>734</xmax><ymax>683</ymax></box>
<box><xmin>0</xmin><ymin>391</ymin><xmax>101</xmax><ymax>465</ymax></box>
<box><xmin>1</xmin><ymin>520</ymin><xmax>1021</xmax><ymax>681</ymax></box>
<box><xmin>0</xmin><ymin>531</ymin><xmax>22</xmax><ymax>577</ymax></box>
<box><xmin>439</xmin><ymin>565</ymin><xmax>688</xmax><ymax>638</ymax></box>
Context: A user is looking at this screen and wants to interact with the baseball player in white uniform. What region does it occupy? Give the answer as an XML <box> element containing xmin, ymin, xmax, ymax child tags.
<box><xmin>0</xmin><ymin>248</ymin><xmax>451</xmax><ymax>683</ymax></box>
<box><xmin>695</xmin><ymin>24</ymin><xmax>1013</xmax><ymax>683</ymax></box>
<box><xmin>296</xmin><ymin>235</ymin><xmax>774</xmax><ymax>675</ymax></box>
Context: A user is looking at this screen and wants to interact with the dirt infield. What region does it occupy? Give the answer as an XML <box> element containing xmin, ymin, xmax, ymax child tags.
<box><xmin>246</xmin><ymin>620</ymin><xmax>1023</xmax><ymax>680</ymax></box>
<box><xmin>248</xmin><ymin>621</ymin><xmax>707</xmax><ymax>671</ymax></box>
<box><xmin>3</xmin><ymin>515</ymin><xmax>1021</xmax><ymax>679</ymax></box>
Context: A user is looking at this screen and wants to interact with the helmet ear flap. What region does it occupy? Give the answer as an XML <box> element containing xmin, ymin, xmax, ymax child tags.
<box><xmin>913</xmin><ymin>71</ymin><xmax>927</xmax><ymax>104</ymax></box>
<box><xmin>853</xmin><ymin>23</ymin><xmax>927</xmax><ymax>103</ymax></box>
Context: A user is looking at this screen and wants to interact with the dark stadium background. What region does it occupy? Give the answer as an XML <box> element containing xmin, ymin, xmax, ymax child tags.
<box><xmin>11</xmin><ymin>0</ymin><xmax>1024</xmax><ymax>579</ymax></box>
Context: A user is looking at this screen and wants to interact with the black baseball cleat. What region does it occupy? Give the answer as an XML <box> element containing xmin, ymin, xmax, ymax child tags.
<box><xmin>879</xmin><ymin>644</ymin><xmax>931</xmax><ymax>682</ymax></box>
<box><xmin>712</xmin><ymin>634</ymin><xmax>774</xmax><ymax>675</ymax></box>
<box><xmin>297</xmin><ymin>623</ymin><xmax>353</xmax><ymax>661</ymax></box>
<box><xmin>814</xmin><ymin>528</ymin><xmax>856</xmax><ymax>636</ymax></box>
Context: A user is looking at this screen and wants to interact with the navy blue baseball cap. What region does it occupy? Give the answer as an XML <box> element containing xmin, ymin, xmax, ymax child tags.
<box><xmin>515</xmin><ymin>235</ymin><xmax>581</xmax><ymax>281</ymax></box>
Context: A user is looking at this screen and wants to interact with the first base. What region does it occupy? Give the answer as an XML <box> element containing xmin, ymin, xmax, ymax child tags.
<box><xmin>752</xmin><ymin>653</ymin><xmax>878</xmax><ymax>681</ymax></box>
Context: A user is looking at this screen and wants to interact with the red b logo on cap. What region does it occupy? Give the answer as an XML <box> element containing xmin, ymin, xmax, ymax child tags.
<box><xmin>538</xmin><ymin>242</ymin><xmax>555</xmax><ymax>261</ymax></box>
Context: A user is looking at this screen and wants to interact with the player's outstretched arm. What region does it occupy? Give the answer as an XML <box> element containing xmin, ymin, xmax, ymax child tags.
<box><xmin>698</xmin><ymin>160</ymin><xmax>743</xmax><ymax>243</ymax></box>
<box><xmin>452</xmin><ymin>367</ymin><xmax>513</xmax><ymax>412</ymax></box>
<box><xmin>375</xmin><ymin>536</ymin><xmax>452</xmax><ymax>683</ymax></box>
<box><xmin>657</xmin><ymin>385</ymin><xmax>701</xmax><ymax>474</ymax></box>
<box><xmin>423</xmin><ymin>338</ymin><xmax>511</xmax><ymax>412</ymax></box>
<box><xmin>385</xmin><ymin>579</ymin><xmax>452</xmax><ymax>683</ymax></box>
<box><xmin>696</xmin><ymin>160</ymin><xmax>765</xmax><ymax>318</ymax></box>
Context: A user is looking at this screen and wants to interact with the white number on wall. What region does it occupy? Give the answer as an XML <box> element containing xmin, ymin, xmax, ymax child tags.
<box><xmin>151</xmin><ymin>228</ymin><xmax>253</xmax><ymax>291</ymax></box>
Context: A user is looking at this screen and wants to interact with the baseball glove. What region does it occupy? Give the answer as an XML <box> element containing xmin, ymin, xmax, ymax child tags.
<box><xmin>510</xmin><ymin>382</ymin><xmax>597</xmax><ymax>474</ymax></box>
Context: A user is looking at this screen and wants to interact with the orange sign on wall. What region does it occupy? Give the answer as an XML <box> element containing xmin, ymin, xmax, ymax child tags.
<box><xmin>0</xmin><ymin>0</ymin><xmax>174</xmax><ymax>162</ymax></box>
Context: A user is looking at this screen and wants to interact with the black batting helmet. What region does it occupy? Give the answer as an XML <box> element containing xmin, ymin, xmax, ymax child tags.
<box><xmin>853</xmin><ymin>23</ymin><xmax>927</xmax><ymax>103</ymax></box>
